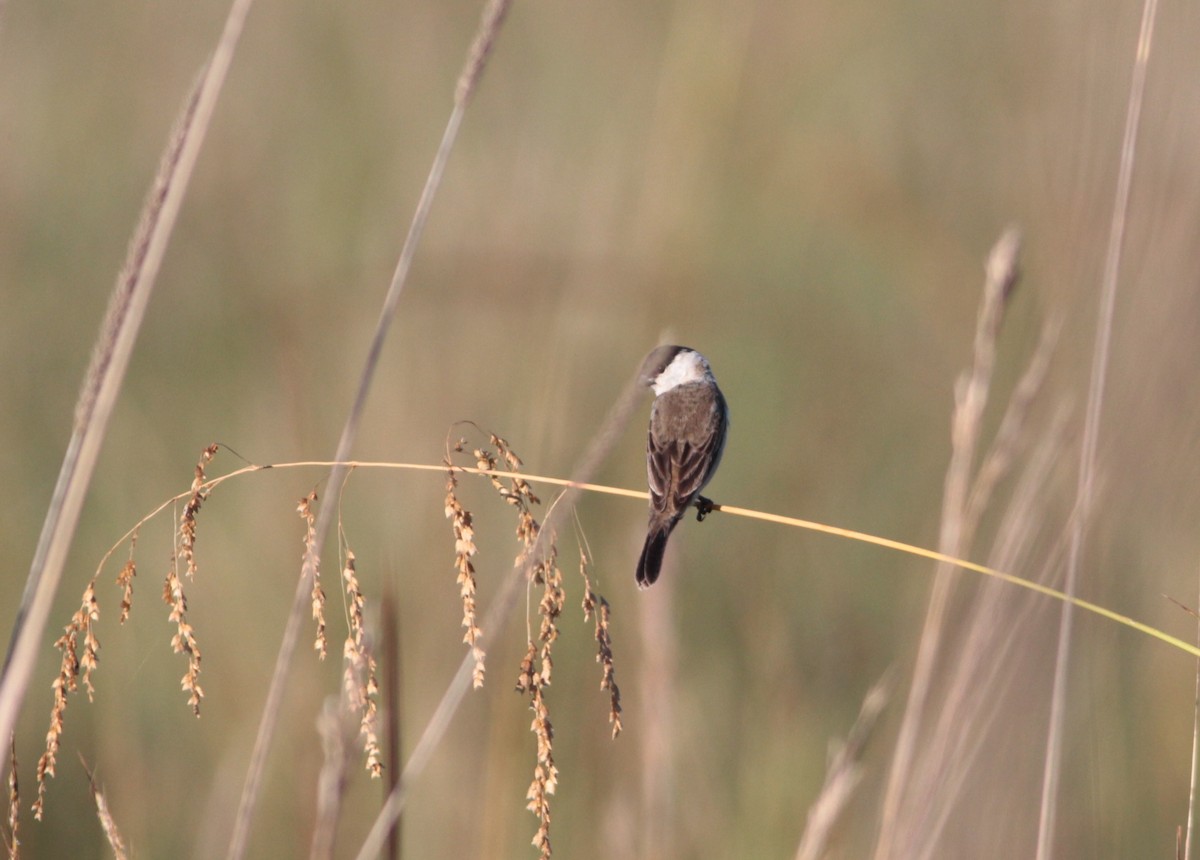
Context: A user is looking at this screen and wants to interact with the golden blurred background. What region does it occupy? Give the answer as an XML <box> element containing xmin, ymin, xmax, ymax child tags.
<box><xmin>3</xmin><ymin>0</ymin><xmax>1200</xmax><ymax>857</ymax></box>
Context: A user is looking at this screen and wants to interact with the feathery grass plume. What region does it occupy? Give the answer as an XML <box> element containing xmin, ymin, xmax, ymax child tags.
<box><xmin>6</xmin><ymin>734</ymin><xmax>18</xmax><ymax>859</ymax></box>
<box><xmin>340</xmin><ymin>550</ymin><xmax>382</xmax><ymax>777</ymax></box>
<box><xmin>33</xmin><ymin>578</ymin><xmax>100</xmax><ymax>819</ymax></box>
<box><xmin>298</xmin><ymin>491</ymin><xmax>327</xmax><ymax>660</ymax></box>
<box><xmin>795</xmin><ymin>674</ymin><xmax>891</xmax><ymax>860</ymax></box>
<box><xmin>579</xmin><ymin>552</ymin><xmax>622</xmax><ymax>738</ymax></box>
<box><xmin>180</xmin><ymin>444</ymin><xmax>218</xmax><ymax>580</ymax></box>
<box><xmin>444</xmin><ymin>438</ymin><xmax>485</xmax><ymax>687</ymax></box>
<box><xmin>80</xmin><ymin>756</ymin><xmax>126</xmax><ymax>860</ymax></box>
<box><xmin>163</xmin><ymin>558</ymin><xmax>203</xmax><ymax>716</ymax></box>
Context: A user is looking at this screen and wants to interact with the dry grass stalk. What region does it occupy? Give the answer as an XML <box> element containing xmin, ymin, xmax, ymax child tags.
<box><xmin>33</xmin><ymin>578</ymin><xmax>100</xmax><ymax>820</ymax></box>
<box><xmin>80</xmin><ymin>756</ymin><xmax>127</xmax><ymax>860</ymax></box>
<box><xmin>875</xmin><ymin>228</ymin><xmax>1022</xmax><ymax>859</ymax></box>
<box><xmin>298</xmin><ymin>491</ymin><xmax>327</xmax><ymax>660</ymax></box>
<box><xmin>961</xmin><ymin>319</ymin><xmax>1059</xmax><ymax>541</ymax></box>
<box><xmin>907</xmin><ymin>420</ymin><xmax>1067</xmax><ymax>858</ymax></box>
<box><xmin>311</xmin><ymin>697</ymin><xmax>354</xmax><ymax>860</ymax></box>
<box><xmin>580</xmin><ymin>553</ymin><xmax>622</xmax><ymax>738</ymax></box>
<box><xmin>180</xmin><ymin>444</ymin><xmax>218</xmax><ymax>580</ymax></box>
<box><xmin>163</xmin><ymin>559</ymin><xmax>203</xmax><ymax>716</ymax></box>
<box><xmin>444</xmin><ymin>440</ymin><xmax>485</xmax><ymax>687</ymax></box>
<box><xmin>6</xmin><ymin>735</ymin><xmax>18</xmax><ymax>859</ymax></box>
<box><xmin>795</xmin><ymin>675</ymin><xmax>891</xmax><ymax>860</ymax></box>
<box><xmin>875</xmin><ymin>233</ymin><xmax>1070</xmax><ymax>858</ymax></box>
<box><xmin>0</xmin><ymin>44</ymin><xmax>230</xmax><ymax>756</ymax></box>
<box><xmin>340</xmin><ymin>551</ymin><xmax>382</xmax><ymax>777</ymax></box>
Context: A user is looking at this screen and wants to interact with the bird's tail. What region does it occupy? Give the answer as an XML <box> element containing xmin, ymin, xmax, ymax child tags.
<box><xmin>636</xmin><ymin>522</ymin><xmax>675</xmax><ymax>588</ymax></box>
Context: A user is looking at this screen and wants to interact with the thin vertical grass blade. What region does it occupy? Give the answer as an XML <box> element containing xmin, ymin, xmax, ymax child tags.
<box><xmin>1035</xmin><ymin>1</ymin><xmax>1158</xmax><ymax>855</ymax></box>
<box><xmin>0</xmin><ymin>0</ymin><xmax>256</xmax><ymax>749</ymax></box>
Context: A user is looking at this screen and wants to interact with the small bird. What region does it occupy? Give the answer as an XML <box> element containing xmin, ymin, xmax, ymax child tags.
<box><xmin>635</xmin><ymin>345</ymin><xmax>729</xmax><ymax>588</ymax></box>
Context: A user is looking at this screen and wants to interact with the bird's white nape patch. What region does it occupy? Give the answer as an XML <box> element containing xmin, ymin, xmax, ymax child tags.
<box><xmin>652</xmin><ymin>349</ymin><xmax>708</xmax><ymax>395</ymax></box>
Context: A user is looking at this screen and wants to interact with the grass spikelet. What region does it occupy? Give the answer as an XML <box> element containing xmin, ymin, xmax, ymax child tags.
<box><xmin>535</xmin><ymin>545</ymin><xmax>563</xmax><ymax>687</ymax></box>
<box><xmin>444</xmin><ymin>438</ymin><xmax>485</xmax><ymax>687</ymax></box>
<box><xmin>7</xmin><ymin>734</ymin><xmax>19</xmax><ymax>858</ymax></box>
<box><xmin>179</xmin><ymin>443</ymin><xmax>218</xmax><ymax>580</ymax></box>
<box><xmin>580</xmin><ymin>553</ymin><xmax>622</xmax><ymax>738</ymax></box>
<box><xmin>481</xmin><ymin>433</ymin><xmax>559</xmax><ymax>858</ymax></box>
<box><xmin>515</xmin><ymin>640</ymin><xmax>537</xmax><ymax>694</ymax></box>
<box><xmin>299</xmin><ymin>491</ymin><xmax>327</xmax><ymax>660</ymax></box>
<box><xmin>163</xmin><ymin>560</ymin><xmax>203</xmax><ymax>716</ymax></box>
<box><xmin>33</xmin><ymin>579</ymin><xmax>100</xmax><ymax>819</ymax></box>
<box><xmin>525</xmin><ymin>680</ymin><xmax>556</xmax><ymax>860</ymax></box>
<box><xmin>74</xmin><ymin>581</ymin><xmax>101</xmax><ymax>704</ymax></box>
<box><xmin>80</xmin><ymin>756</ymin><xmax>127</xmax><ymax>860</ymax></box>
<box><xmin>340</xmin><ymin>550</ymin><xmax>382</xmax><ymax>777</ymax></box>
<box><xmin>116</xmin><ymin>557</ymin><xmax>136</xmax><ymax>626</ymax></box>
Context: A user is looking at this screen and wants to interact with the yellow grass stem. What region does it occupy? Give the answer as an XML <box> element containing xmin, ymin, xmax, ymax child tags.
<box><xmin>102</xmin><ymin>458</ymin><xmax>1200</xmax><ymax>660</ymax></box>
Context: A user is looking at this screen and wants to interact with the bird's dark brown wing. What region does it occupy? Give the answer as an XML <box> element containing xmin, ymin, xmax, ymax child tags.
<box><xmin>646</xmin><ymin>385</ymin><xmax>727</xmax><ymax>518</ymax></box>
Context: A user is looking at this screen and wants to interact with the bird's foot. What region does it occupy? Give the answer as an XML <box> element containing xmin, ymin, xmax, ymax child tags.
<box><xmin>695</xmin><ymin>495</ymin><xmax>717</xmax><ymax>522</ymax></box>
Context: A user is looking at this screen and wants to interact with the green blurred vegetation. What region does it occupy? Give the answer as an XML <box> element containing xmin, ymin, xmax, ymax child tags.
<box><xmin>3</xmin><ymin>0</ymin><xmax>1200</xmax><ymax>857</ymax></box>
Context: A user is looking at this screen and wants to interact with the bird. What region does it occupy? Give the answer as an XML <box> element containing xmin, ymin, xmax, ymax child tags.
<box><xmin>635</xmin><ymin>345</ymin><xmax>729</xmax><ymax>588</ymax></box>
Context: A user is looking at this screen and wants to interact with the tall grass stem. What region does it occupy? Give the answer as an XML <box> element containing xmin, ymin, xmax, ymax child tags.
<box><xmin>225</xmin><ymin>5</ymin><xmax>512</xmax><ymax>856</ymax></box>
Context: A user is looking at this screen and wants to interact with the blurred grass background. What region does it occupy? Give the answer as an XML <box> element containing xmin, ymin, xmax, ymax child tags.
<box><xmin>3</xmin><ymin>0</ymin><xmax>1200</xmax><ymax>857</ymax></box>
